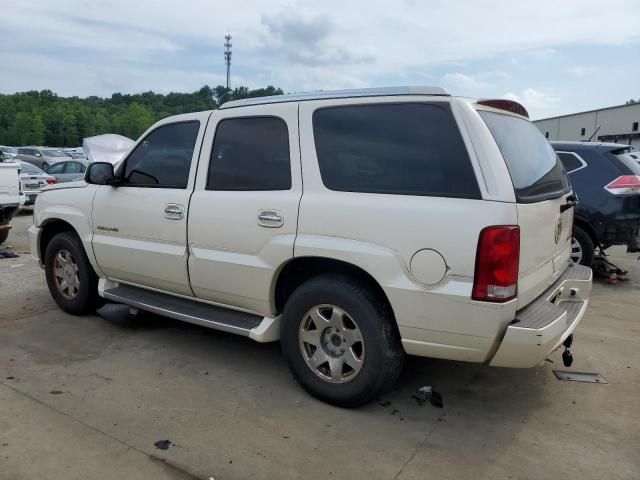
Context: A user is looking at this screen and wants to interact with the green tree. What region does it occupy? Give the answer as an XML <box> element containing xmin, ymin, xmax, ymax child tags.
<box><xmin>0</xmin><ymin>85</ymin><xmax>283</xmax><ymax>146</ymax></box>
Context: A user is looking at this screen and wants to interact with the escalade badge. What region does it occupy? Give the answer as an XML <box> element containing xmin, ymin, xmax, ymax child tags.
<box><xmin>96</xmin><ymin>226</ymin><xmax>119</xmax><ymax>233</ymax></box>
<box><xmin>554</xmin><ymin>215</ymin><xmax>563</xmax><ymax>244</ymax></box>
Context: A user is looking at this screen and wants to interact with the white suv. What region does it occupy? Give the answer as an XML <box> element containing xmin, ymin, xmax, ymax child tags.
<box><xmin>29</xmin><ymin>87</ymin><xmax>592</xmax><ymax>407</ymax></box>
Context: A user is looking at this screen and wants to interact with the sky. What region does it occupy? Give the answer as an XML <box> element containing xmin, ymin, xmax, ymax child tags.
<box><xmin>1</xmin><ymin>0</ymin><xmax>639</xmax><ymax>119</ymax></box>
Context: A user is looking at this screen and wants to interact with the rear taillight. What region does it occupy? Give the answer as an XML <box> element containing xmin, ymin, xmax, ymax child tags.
<box><xmin>604</xmin><ymin>175</ymin><xmax>640</xmax><ymax>195</ymax></box>
<box><xmin>46</xmin><ymin>178</ymin><xmax>57</xmax><ymax>184</ymax></box>
<box><xmin>472</xmin><ymin>226</ymin><xmax>520</xmax><ymax>302</ymax></box>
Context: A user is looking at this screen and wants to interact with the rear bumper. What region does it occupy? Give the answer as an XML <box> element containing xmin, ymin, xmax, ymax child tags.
<box><xmin>595</xmin><ymin>219</ymin><xmax>640</xmax><ymax>251</ymax></box>
<box><xmin>489</xmin><ymin>264</ymin><xmax>592</xmax><ymax>368</ymax></box>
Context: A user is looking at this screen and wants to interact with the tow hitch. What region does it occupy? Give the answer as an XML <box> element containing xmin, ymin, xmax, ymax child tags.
<box><xmin>562</xmin><ymin>334</ymin><xmax>574</xmax><ymax>367</ymax></box>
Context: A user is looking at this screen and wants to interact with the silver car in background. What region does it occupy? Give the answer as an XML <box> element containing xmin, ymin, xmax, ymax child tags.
<box><xmin>18</xmin><ymin>161</ymin><xmax>57</xmax><ymax>206</ymax></box>
<box><xmin>44</xmin><ymin>159</ymin><xmax>88</xmax><ymax>183</ymax></box>
<box><xmin>16</xmin><ymin>147</ymin><xmax>70</xmax><ymax>169</ymax></box>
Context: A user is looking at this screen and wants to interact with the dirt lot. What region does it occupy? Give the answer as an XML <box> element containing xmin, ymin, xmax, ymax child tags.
<box><xmin>1</xmin><ymin>210</ymin><xmax>639</xmax><ymax>480</ymax></box>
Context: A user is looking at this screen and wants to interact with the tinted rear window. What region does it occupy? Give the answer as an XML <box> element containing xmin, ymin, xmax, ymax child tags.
<box><xmin>480</xmin><ymin>111</ymin><xmax>570</xmax><ymax>202</ymax></box>
<box><xmin>313</xmin><ymin>103</ymin><xmax>480</xmax><ymax>198</ymax></box>
<box><xmin>207</xmin><ymin>117</ymin><xmax>291</xmax><ymax>191</ymax></box>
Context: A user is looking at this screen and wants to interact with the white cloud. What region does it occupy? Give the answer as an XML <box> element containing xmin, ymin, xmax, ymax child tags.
<box><xmin>503</xmin><ymin>88</ymin><xmax>559</xmax><ymax>117</ymax></box>
<box><xmin>566</xmin><ymin>66</ymin><xmax>597</xmax><ymax>77</ymax></box>
<box><xmin>443</xmin><ymin>73</ymin><xmax>488</xmax><ymax>92</ymax></box>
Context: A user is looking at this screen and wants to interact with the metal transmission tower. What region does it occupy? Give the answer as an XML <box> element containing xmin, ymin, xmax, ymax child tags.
<box><xmin>224</xmin><ymin>35</ymin><xmax>232</xmax><ymax>89</ymax></box>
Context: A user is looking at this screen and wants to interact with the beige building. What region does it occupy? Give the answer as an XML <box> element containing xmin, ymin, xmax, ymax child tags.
<box><xmin>534</xmin><ymin>102</ymin><xmax>640</xmax><ymax>151</ymax></box>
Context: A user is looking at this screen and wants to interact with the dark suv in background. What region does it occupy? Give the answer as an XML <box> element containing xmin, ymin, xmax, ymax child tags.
<box><xmin>552</xmin><ymin>142</ymin><xmax>640</xmax><ymax>266</ymax></box>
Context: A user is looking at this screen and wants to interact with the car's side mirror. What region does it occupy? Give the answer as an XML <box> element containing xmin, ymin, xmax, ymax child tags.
<box><xmin>35</xmin><ymin>152</ymin><xmax>42</xmax><ymax>157</ymax></box>
<box><xmin>85</xmin><ymin>162</ymin><xmax>117</xmax><ymax>186</ymax></box>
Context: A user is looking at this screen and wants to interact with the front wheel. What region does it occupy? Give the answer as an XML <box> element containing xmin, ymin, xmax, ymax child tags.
<box><xmin>44</xmin><ymin>231</ymin><xmax>102</xmax><ymax>315</ymax></box>
<box><xmin>0</xmin><ymin>228</ymin><xmax>9</xmax><ymax>245</ymax></box>
<box><xmin>280</xmin><ymin>275</ymin><xmax>404</xmax><ymax>407</ymax></box>
<box><xmin>571</xmin><ymin>226</ymin><xmax>595</xmax><ymax>267</ymax></box>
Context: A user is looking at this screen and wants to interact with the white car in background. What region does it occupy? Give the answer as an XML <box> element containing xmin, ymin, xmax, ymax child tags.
<box><xmin>18</xmin><ymin>161</ymin><xmax>57</xmax><ymax>206</ymax></box>
<box><xmin>0</xmin><ymin>156</ymin><xmax>24</xmax><ymax>244</ymax></box>
<box><xmin>29</xmin><ymin>87</ymin><xmax>592</xmax><ymax>407</ymax></box>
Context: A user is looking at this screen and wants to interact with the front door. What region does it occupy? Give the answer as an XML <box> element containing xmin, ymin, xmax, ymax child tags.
<box><xmin>187</xmin><ymin>103</ymin><xmax>302</xmax><ymax>314</ymax></box>
<box><xmin>91</xmin><ymin>114</ymin><xmax>210</xmax><ymax>296</ymax></box>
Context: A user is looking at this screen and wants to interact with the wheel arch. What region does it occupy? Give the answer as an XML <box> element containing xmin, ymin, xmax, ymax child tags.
<box><xmin>39</xmin><ymin>218</ymin><xmax>80</xmax><ymax>262</ymax></box>
<box><xmin>573</xmin><ymin>217</ymin><xmax>600</xmax><ymax>248</ymax></box>
<box><xmin>273</xmin><ymin>256</ymin><xmax>397</xmax><ymax>325</ymax></box>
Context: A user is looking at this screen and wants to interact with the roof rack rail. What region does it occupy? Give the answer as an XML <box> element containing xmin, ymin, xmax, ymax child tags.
<box><xmin>219</xmin><ymin>86</ymin><xmax>450</xmax><ymax>109</ymax></box>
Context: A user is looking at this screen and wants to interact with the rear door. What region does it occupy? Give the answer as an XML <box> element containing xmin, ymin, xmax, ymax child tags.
<box><xmin>479</xmin><ymin>110</ymin><xmax>573</xmax><ymax>308</ymax></box>
<box><xmin>187</xmin><ymin>103</ymin><xmax>302</xmax><ymax>315</ymax></box>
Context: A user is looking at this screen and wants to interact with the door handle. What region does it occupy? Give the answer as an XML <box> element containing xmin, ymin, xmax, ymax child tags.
<box><xmin>258</xmin><ymin>209</ymin><xmax>284</xmax><ymax>228</ymax></box>
<box><xmin>164</xmin><ymin>203</ymin><xmax>184</xmax><ymax>220</ymax></box>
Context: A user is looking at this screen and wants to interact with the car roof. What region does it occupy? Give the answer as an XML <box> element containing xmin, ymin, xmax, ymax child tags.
<box><xmin>551</xmin><ymin>141</ymin><xmax>631</xmax><ymax>152</ymax></box>
<box><xmin>219</xmin><ymin>86</ymin><xmax>450</xmax><ymax>109</ymax></box>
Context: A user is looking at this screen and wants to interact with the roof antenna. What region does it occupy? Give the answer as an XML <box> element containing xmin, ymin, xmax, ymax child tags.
<box><xmin>587</xmin><ymin>125</ymin><xmax>601</xmax><ymax>142</ymax></box>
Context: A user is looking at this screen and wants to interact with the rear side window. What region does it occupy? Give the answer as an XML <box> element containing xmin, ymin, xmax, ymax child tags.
<box><xmin>46</xmin><ymin>163</ymin><xmax>65</xmax><ymax>174</ymax></box>
<box><xmin>557</xmin><ymin>152</ymin><xmax>585</xmax><ymax>173</ymax></box>
<box><xmin>480</xmin><ymin>111</ymin><xmax>570</xmax><ymax>202</ymax></box>
<box><xmin>207</xmin><ymin>117</ymin><xmax>291</xmax><ymax>191</ymax></box>
<box><xmin>608</xmin><ymin>151</ymin><xmax>640</xmax><ymax>175</ymax></box>
<box><xmin>312</xmin><ymin>103</ymin><xmax>480</xmax><ymax>198</ymax></box>
<box><xmin>122</xmin><ymin>121</ymin><xmax>200</xmax><ymax>188</ymax></box>
<box><xmin>65</xmin><ymin>162</ymin><xmax>85</xmax><ymax>174</ymax></box>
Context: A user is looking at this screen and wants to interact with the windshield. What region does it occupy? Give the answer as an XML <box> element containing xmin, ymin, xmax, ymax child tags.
<box><xmin>479</xmin><ymin>111</ymin><xmax>570</xmax><ymax>202</ymax></box>
<box><xmin>1</xmin><ymin>146</ymin><xmax>18</xmax><ymax>154</ymax></box>
<box><xmin>43</xmin><ymin>150</ymin><xmax>68</xmax><ymax>157</ymax></box>
<box><xmin>19</xmin><ymin>162</ymin><xmax>44</xmax><ymax>174</ymax></box>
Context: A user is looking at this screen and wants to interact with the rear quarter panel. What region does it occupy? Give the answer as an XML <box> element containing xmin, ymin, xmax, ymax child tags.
<box><xmin>297</xmin><ymin>96</ymin><xmax>518</xmax><ymax>359</ymax></box>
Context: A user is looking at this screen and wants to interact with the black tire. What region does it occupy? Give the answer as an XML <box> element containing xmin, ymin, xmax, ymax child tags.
<box><xmin>42</xmin><ymin>162</ymin><xmax>49</xmax><ymax>170</ymax></box>
<box><xmin>0</xmin><ymin>228</ymin><xmax>9</xmax><ymax>245</ymax></box>
<box><xmin>44</xmin><ymin>231</ymin><xmax>102</xmax><ymax>315</ymax></box>
<box><xmin>572</xmin><ymin>226</ymin><xmax>595</xmax><ymax>267</ymax></box>
<box><xmin>280</xmin><ymin>275</ymin><xmax>404</xmax><ymax>408</ymax></box>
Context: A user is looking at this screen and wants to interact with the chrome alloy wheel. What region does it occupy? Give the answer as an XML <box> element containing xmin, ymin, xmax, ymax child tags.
<box><xmin>571</xmin><ymin>237</ymin><xmax>583</xmax><ymax>264</ymax></box>
<box><xmin>53</xmin><ymin>248</ymin><xmax>80</xmax><ymax>300</ymax></box>
<box><xmin>298</xmin><ymin>304</ymin><xmax>365</xmax><ymax>384</ymax></box>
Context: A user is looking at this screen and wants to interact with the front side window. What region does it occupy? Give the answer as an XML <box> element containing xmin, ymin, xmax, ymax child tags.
<box><xmin>480</xmin><ymin>111</ymin><xmax>570</xmax><ymax>202</ymax></box>
<box><xmin>207</xmin><ymin>117</ymin><xmax>291</xmax><ymax>191</ymax></box>
<box><xmin>122</xmin><ymin>121</ymin><xmax>200</xmax><ymax>188</ymax></box>
<box><xmin>312</xmin><ymin>103</ymin><xmax>480</xmax><ymax>198</ymax></box>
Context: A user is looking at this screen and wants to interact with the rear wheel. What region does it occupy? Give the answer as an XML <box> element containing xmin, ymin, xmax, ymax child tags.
<box><xmin>44</xmin><ymin>231</ymin><xmax>102</xmax><ymax>315</ymax></box>
<box><xmin>280</xmin><ymin>275</ymin><xmax>404</xmax><ymax>407</ymax></box>
<box><xmin>571</xmin><ymin>226</ymin><xmax>595</xmax><ymax>267</ymax></box>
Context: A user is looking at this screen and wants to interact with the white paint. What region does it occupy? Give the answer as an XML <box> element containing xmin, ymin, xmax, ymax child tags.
<box><xmin>409</xmin><ymin>249</ymin><xmax>447</xmax><ymax>285</ymax></box>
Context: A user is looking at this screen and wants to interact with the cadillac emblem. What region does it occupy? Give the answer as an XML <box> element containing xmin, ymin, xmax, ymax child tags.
<box><xmin>554</xmin><ymin>214</ymin><xmax>563</xmax><ymax>244</ymax></box>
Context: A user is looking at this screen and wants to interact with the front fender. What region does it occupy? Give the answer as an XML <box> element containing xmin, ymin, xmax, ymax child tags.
<box><xmin>34</xmin><ymin>185</ymin><xmax>103</xmax><ymax>275</ymax></box>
